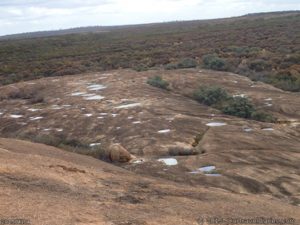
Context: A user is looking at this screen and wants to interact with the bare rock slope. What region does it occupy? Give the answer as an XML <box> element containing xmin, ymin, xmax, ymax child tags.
<box><xmin>0</xmin><ymin>69</ymin><xmax>299</xmax><ymax>224</ymax></box>
<box><xmin>0</xmin><ymin>138</ymin><xmax>299</xmax><ymax>225</ymax></box>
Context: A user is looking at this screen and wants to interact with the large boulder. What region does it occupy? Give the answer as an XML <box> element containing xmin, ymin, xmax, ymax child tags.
<box><xmin>109</xmin><ymin>144</ymin><xmax>132</xmax><ymax>163</ymax></box>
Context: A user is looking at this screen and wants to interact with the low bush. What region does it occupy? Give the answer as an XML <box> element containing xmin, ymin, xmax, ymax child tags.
<box><xmin>164</xmin><ymin>63</ymin><xmax>178</xmax><ymax>70</ymax></box>
<box><xmin>6</xmin><ymin>84</ymin><xmax>45</xmax><ymax>102</ymax></box>
<box><xmin>192</xmin><ymin>85</ymin><xmax>275</xmax><ymax>122</ymax></box>
<box><xmin>193</xmin><ymin>86</ymin><xmax>230</xmax><ymax>106</ymax></box>
<box><xmin>177</xmin><ymin>58</ymin><xmax>198</xmax><ymax>68</ymax></box>
<box><xmin>30</xmin><ymin>134</ymin><xmax>110</xmax><ymax>161</ymax></box>
<box><xmin>202</xmin><ymin>54</ymin><xmax>227</xmax><ymax>71</ymax></box>
<box><xmin>147</xmin><ymin>75</ymin><xmax>169</xmax><ymax>89</ymax></box>
<box><xmin>249</xmin><ymin>59</ymin><xmax>272</xmax><ymax>72</ymax></box>
<box><xmin>251</xmin><ymin>111</ymin><xmax>276</xmax><ymax>123</ymax></box>
<box><xmin>222</xmin><ymin>97</ymin><xmax>255</xmax><ymax>119</ymax></box>
<box><xmin>164</xmin><ymin>58</ymin><xmax>198</xmax><ymax>70</ymax></box>
<box><xmin>133</xmin><ymin>64</ymin><xmax>149</xmax><ymax>72</ymax></box>
<box><xmin>273</xmin><ymin>79</ymin><xmax>300</xmax><ymax>92</ymax></box>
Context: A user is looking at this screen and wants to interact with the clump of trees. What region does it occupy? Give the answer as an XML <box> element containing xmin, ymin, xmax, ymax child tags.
<box><xmin>193</xmin><ymin>85</ymin><xmax>276</xmax><ymax>122</ymax></box>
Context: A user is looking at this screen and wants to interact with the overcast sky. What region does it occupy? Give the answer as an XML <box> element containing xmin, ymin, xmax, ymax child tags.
<box><xmin>0</xmin><ymin>0</ymin><xmax>299</xmax><ymax>36</ymax></box>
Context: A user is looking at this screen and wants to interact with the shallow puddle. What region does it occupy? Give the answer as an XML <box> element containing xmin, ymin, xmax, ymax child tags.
<box><xmin>206</xmin><ymin>122</ymin><xmax>227</xmax><ymax>127</ymax></box>
<box><xmin>158</xmin><ymin>129</ymin><xmax>171</xmax><ymax>134</ymax></box>
<box><xmin>233</xmin><ymin>94</ymin><xmax>246</xmax><ymax>98</ymax></box>
<box><xmin>205</xmin><ymin>174</ymin><xmax>222</xmax><ymax>177</ymax></box>
<box><xmin>84</xmin><ymin>95</ymin><xmax>105</xmax><ymax>100</ymax></box>
<box><xmin>199</xmin><ymin>166</ymin><xmax>216</xmax><ymax>172</ymax></box>
<box><xmin>132</xmin><ymin>121</ymin><xmax>141</xmax><ymax>124</ymax></box>
<box><xmin>10</xmin><ymin>114</ymin><xmax>23</xmax><ymax>119</ymax></box>
<box><xmin>189</xmin><ymin>165</ymin><xmax>221</xmax><ymax>176</ymax></box>
<box><xmin>158</xmin><ymin>158</ymin><xmax>178</xmax><ymax>166</ymax></box>
<box><xmin>115</xmin><ymin>103</ymin><xmax>141</xmax><ymax>109</ymax></box>
<box><xmin>132</xmin><ymin>159</ymin><xmax>145</xmax><ymax>164</ymax></box>
<box><xmin>30</xmin><ymin>117</ymin><xmax>43</xmax><ymax>121</ymax></box>
<box><xmin>243</xmin><ymin>128</ymin><xmax>253</xmax><ymax>132</ymax></box>
<box><xmin>90</xmin><ymin>143</ymin><xmax>101</xmax><ymax>147</ymax></box>
<box><xmin>262</xmin><ymin>128</ymin><xmax>274</xmax><ymax>131</ymax></box>
<box><xmin>87</xmin><ymin>84</ymin><xmax>106</xmax><ymax>91</ymax></box>
<box><xmin>28</xmin><ymin>108</ymin><xmax>41</xmax><ymax>112</ymax></box>
<box><xmin>71</xmin><ymin>92</ymin><xmax>86</xmax><ymax>96</ymax></box>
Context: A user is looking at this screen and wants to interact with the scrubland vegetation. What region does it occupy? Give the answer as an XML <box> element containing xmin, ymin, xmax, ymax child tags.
<box><xmin>193</xmin><ymin>86</ymin><xmax>276</xmax><ymax>122</ymax></box>
<box><xmin>0</xmin><ymin>12</ymin><xmax>299</xmax><ymax>91</ymax></box>
<box><xmin>147</xmin><ymin>75</ymin><xmax>169</xmax><ymax>89</ymax></box>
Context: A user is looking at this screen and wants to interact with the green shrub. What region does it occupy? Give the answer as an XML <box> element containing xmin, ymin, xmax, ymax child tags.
<box><xmin>224</xmin><ymin>46</ymin><xmax>261</xmax><ymax>57</ymax></box>
<box><xmin>273</xmin><ymin>79</ymin><xmax>300</xmax><ymax>92</ymax></box>
<box><xmin>202</xmin><ymin>54</ymin><xmax>227</xmax><ymax>71</ymax></box>
<box><xmin>249</xmin><ymin>59</ymin><xmax>272</xmax><ymax>72</ymax></box>
<box><xmin>192</xmin><ymin>85</ymin><xmax>276</xmax><ymax>122</ymax></box>
<box><xmin>268</xmin><ymin>73</ymin><xmax>300</xmax><ymax>92</ymax></box>
<box><xmin>147</xmin><ymin>75</ymin><xmax>169</xmax><ymax>89</ymax></box>
<box><xmin>164</xmin><ymin>63</ymin><xmax>178</xmax><ymax>70</ymax></box>
<box><xmin>251</xmin><ymin>111</ymin><xmax>276</xmax><ymax>123</ymax></box>
<box><xmin>193</xmin><ymin>86</ymin><xmax>229</xmax><ymax>106</ymax></box>
<box><xmin>164</xmin><ymin>58</ymin><xmax>197</xmax><ymax>70</ymax></box>
<box><xmin>222</xmin><ymin>97</ymin><xmax>255</xmax><ymax>118</ymax></box>
<box><xmin>177</xmin><ymin>58</ymin><xmax>198</xmax><ymax>68</ymax></box>
<box><xmin>133</xmin><ymin>64</ymin><xmax>148</xmax><ymax>72</ymax></box>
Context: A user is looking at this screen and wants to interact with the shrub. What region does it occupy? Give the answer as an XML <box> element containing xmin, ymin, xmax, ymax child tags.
<box><xmin>202</xmin><ymin>54</ymin><xmax>227</xmax><ymax>71</ymax></box>
<box><xmin>147</xmin><ymin>75</ymin><xmax>169</xmax><ymax>89</ymax></box>
<box><xmin>164</xmin><ymin>58</ymin><xmax>198</xmax><ymax>70</ymax></box>
<box><xmin>192</xmin><ymin>85</ymin><xmax>276</xmax><ymax>122</ymax></box>
<box><xmin>164</xmin><ymin>63</ymin><xmax>178</xmax><ymax>70</ymax></box>
<box><xmin>133</xmin><ymin>64</ymin><xmax>148</xmax><ymax>72</ymax></box>
<box><xmin>177</xmin><ymin>58</ymin><xmax>198</xmax><ymax>68</ymax></box>
<box><xmin>249</xmin><ymin>59</ymin><xmax>272</xmax><ymax>72</ymax></box>
<box><xmin>251</xmin><ymin>111</ymin><xmax>276</xmax><ymax>123</ymax></box>
<box><xmin>0</xmin><ymin>73</ymin><xmax>20</xmax><ymax>85</ymax></box>
<box><xmin>6</xmin><ymin>85</ymin><xmax>45</xmax><ymax>103</ymax></box>
<box><xmin>29</xmin><ymin>96</ymin><xmax>44</xmax><ymax>104</ymax></box>
<box><xmin>222</xmin><ymin>97</ymin><xmax>255</xmax><ymax>118</ymax></box>
<box><xmin>268</xmin><ymin>72</ymin><xmax>300</xmax><ymax>92</ymax></box>
<box><xmin>224</xmin><ymin>46</ymin><xmax>261</xmax><ymax>57</ymax></box>
<box><xmin>193</xmin><ymin>86</ymin><xmax>229</xmax><ymax>106</ymax></box>
<box><xmin>32</xmin><ymin>134</ymin><xmax>63</xmax><ymax>147</ymax></box>
<box><xmin>273</xmin><ymin>79</ymin><xmax>300</xmax><ymax>92</ymax></box>
<box><xmin>30</xmin><ymin>134</ymin><xmax>110</xmax><ymax>161</ymax></box>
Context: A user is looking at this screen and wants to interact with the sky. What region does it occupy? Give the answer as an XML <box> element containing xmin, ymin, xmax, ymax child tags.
<box><xmin>0</xmin><ymin>0</ymin><xmax>299</xmax><ymax>36</ymax></box>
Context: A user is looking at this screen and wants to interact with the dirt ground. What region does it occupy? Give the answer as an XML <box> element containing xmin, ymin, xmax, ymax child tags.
<box><xmin>0</xmin><ymin>68</ymin><xmax>299</xmax><ymax>224</ymax></box>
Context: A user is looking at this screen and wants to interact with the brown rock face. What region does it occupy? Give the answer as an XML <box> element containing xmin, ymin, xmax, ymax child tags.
<box><xmin>109</xmin><ymin>144</ymin><xmax>132</xmax><ymax>163</ymax></box>
<box><xmin>168</xmin><ymin>142</ymin><xmax>199</xmax><ymax>156</ymax></box>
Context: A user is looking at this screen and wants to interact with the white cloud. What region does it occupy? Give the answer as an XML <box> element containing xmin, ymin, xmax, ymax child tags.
<box><xmin>0</xmin><ymin>0</ymin><xmax>299</xmax><ymax>35</ymax></box>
